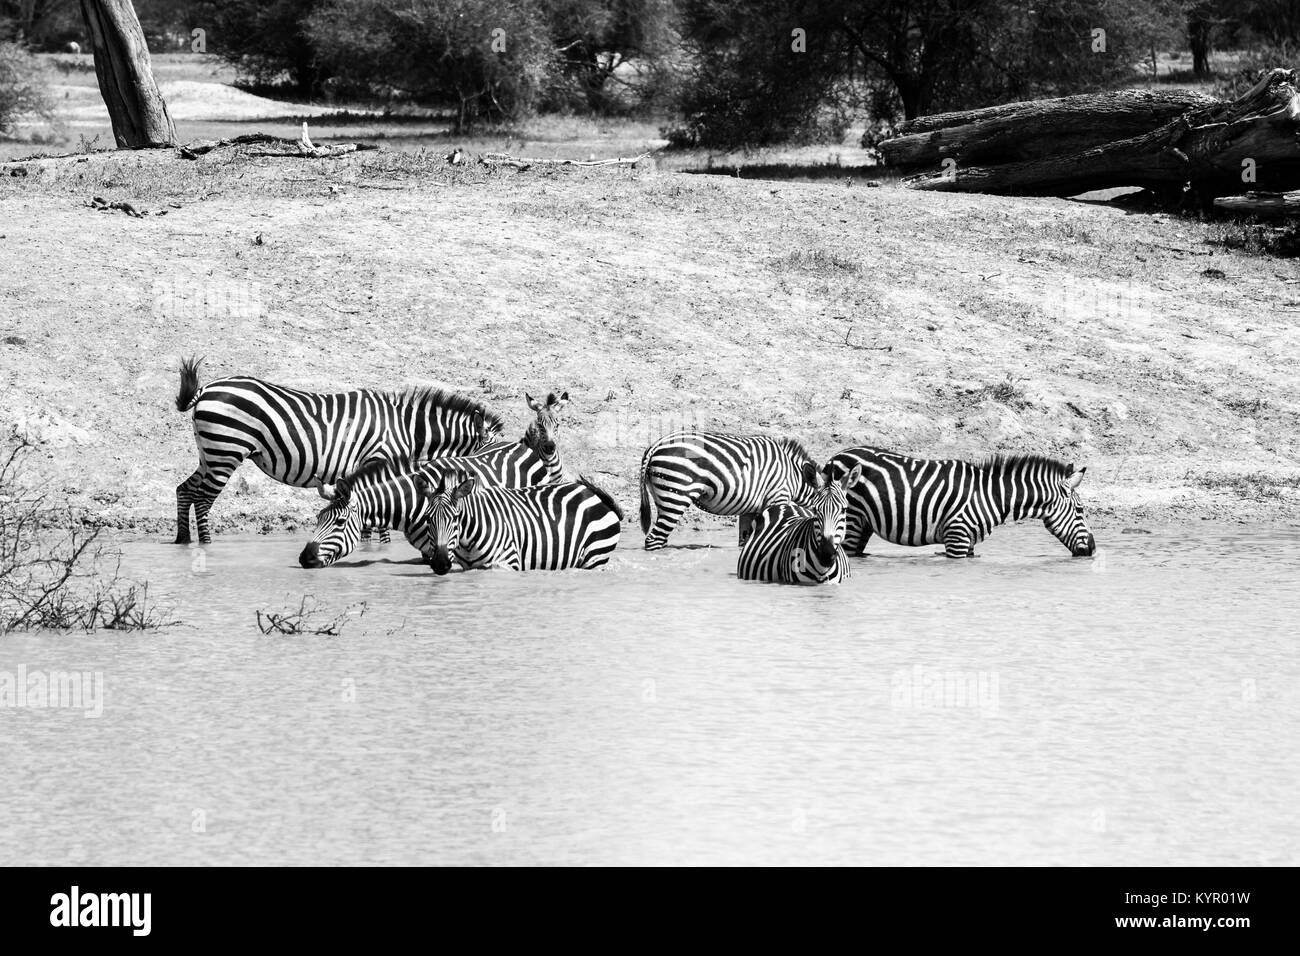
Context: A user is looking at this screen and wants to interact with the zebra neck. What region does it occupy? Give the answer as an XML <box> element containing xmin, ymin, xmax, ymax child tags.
<box><xmin>359</xmin><ymin>487</ymin><xmax>421</xmax><ymax>532</ymax></box>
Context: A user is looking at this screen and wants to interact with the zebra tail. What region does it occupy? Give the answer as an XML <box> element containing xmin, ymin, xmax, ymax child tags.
<box><xmin>580</xmin><ymin>475</ymin><xmax>626</xmax><ymax>522</ymax></box>
<box><xmin>174</xmin><ymin>356</ymin><xmax>204</xmax><ymax>412</ymax></box>
<box><xmin>638</xmin><ymin>445</ymin><xmax>652</xmax><ymax>534</ymax></box>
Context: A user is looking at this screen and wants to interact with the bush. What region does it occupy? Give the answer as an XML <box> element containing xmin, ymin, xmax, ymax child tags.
<box><xmin>308</xmin><ymin>0</ymin><xmax>555</xmax><ymax>131</ymax></box>
<box><xmin>0</xmin><ymin>40</ymin><xmax>52</xmax><ymax>136</ymax></box>
<box><xmin>0</xmin><ymin>434</ymin><xmax>174</xmax><ymax>632</ymax></box>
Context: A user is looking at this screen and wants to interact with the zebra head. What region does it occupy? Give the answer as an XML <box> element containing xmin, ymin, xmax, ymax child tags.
<box><xmin>299</xmin><ymin>475</ymin><xmax>365</xmax><ymax>568</ymax></box>
<box><xmin>1043</xmin><ymin>466</ymin><xmax>1096</xmax><ymax>557</ymax></box>
<box><xmin>524</xmin><ymin>390</ymin><xmax>569</xmax><ymax>481</ymax></box>
<box><xmin>415</xmin><ymin>470</ymin><xmax>476</xmax><ymax>575</ymax></box>
<box><xmin>799</xmin><ymin>461</ymin><xmax>862</xmax><ymax>560</ymax></box>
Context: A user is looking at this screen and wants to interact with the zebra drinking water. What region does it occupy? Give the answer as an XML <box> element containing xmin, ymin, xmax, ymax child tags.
<box><xmin>172</xmin><ymin>357</ymin><xmax>502</xmax><ymax>545</ymax></box>
<box><xmin>299</xmin><ymin>392</ymin><xmax>570</xmax><ymax>568</ymax></box>
<box><xmin>417</xmin><ymin>472</ymin><xmax>623</xmax><ymax>574</ymax></box>
<box><xmin>826</xmin><ymin>447</ymin><xmax>1096</xmax><ymax>558</ymax></box>
<box><xmin>638</xmin><ymin>432</ymin><xmax>822</xmax><ymax>550</ymax></box>
<box><xmin>738</xmin><ymin>463</ymin><xmax>862</xmax><ymax>584</ymax></box>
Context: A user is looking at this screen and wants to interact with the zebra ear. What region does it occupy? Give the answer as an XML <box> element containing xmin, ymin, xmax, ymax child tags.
<box><xmin>451</xmin><ymin>474</ymin><xmax>476</xmax><ymax>501</ymax></box>
<box><xmin>334</xmin><ymin>478</ymin><xmax>352</xmax><ymax>504</ymax></box>
<box><xmin>1065</xmin><ymin>469</ymin><xmax>1085</xmax><ymax>490</ymax></box>
<box><xmin>801</xmin><ymin>461</ymin><xmax>819</xmax><ymax>488</ymax></box>
<box><xmin>842</xmin><ymin>464</ymin><xmax>863</xmax><ymax>489</ymax></box>
<box><xmin>556</xmin><ymin>390</ymin><xmax>569</xmax><ymax>406</ymax></box>
<box><xmin>526</xmin><ymin>392</ymin><xmax>542</xmax><ymax>411</ymax></box>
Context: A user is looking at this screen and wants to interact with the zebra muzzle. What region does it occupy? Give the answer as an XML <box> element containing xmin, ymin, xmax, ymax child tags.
<box><xmin>298</xmin><ymin>541</ymin><xmax>324</xmax><ymax>569</ymax></box>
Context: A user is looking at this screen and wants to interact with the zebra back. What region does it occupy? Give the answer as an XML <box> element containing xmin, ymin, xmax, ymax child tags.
<box><xmin>183</xmin><ymin>363</ymin><xmax>503</xmax><ymax>488</ymax></box>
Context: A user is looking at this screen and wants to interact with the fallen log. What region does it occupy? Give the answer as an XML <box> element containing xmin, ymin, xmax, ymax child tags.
<box><xmin>178</xmin><ymin>128</ymin><xmax>378</xmax><ymax>160</ymax></box>
<box><xmin>881</xmin><ymin>89</ymin><xmax>1218</xmax><ymax>169</ymax></box>
<box><xmin>1213</xmin><ymin>191</ymin><xmax>1300</xmax><ymax>218</ymax></box>
<box><xmin>896</xmin><ymin>69</ymin><xmax>1300</xmax><ymax>198</ymax></box>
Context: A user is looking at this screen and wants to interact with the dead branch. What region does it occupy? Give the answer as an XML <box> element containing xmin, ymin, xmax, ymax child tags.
<box><xmin>480</xmin><ymin>151</ymin><xmax>654</xmax><ymax>170</ymax></box>
<box><xmin>179</xmin><ymin>130</ymin><xmax>379</xmax><ymax>161</ymax></box>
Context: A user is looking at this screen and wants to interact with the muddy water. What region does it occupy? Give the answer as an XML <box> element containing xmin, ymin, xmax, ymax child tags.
<box><xmin>1</xmin><ymin>524</ymin><xmax>1295</xmax><ymax>865</ymax></box>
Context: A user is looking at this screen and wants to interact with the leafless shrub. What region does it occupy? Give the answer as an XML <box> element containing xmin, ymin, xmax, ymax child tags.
<box><xmin>256</xmin><ymin>596</ymin><xmax>368</xmax><ymax>636</ymax></box>
<box><xmin>0</xmin><ymin>432</ymin><xmax>175</xmax><ymax>632</ymax></box>
<box><xmin>968</xmin><ymin>374</ymin><xmax>1032</xmax><ymax>411</ymax></box>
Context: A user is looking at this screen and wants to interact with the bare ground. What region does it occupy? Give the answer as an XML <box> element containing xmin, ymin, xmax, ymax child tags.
<box><xmin>1</xmin><ymin>146</ymin><xmax>1298</xmax><ymax>539</ymax></box>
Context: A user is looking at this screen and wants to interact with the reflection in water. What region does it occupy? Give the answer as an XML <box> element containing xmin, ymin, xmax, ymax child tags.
<box><xmin>0</xmin><ymin>525</ymin><xmax>1296</xmax><ymax>865</ymax></box>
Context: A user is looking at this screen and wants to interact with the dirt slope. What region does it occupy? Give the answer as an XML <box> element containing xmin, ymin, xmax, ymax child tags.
<box><xmin>1</xmin><ymin>150</ymin><xmax>1298</xmax><ymax>538</ymax></box>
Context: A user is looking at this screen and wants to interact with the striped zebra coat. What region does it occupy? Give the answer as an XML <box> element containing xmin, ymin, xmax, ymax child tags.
<box><xmin>639</xmin><ymin>432</ymin><xmax>821</xmax><ymax>550</ymax></box>
<box><xmin>827</xmin><ymin>447</ymin><xmax>1096</xmax><ymax>558</ymax></box>
<box><xmin>172</xmin><ymin>357</ymin><xmax>502</xmax><ymax>545</ymax></box>
<box><xmin>299</xmin><ymin>394</ymin><xmax>568</xmax><ymax>568</ymax></box>
<box><xmin>418</xmin><ymin>473</ymin><xmax>623</xmax><ymax>574</ymax></box>
<box><xmin>738</xmin><ymin>464</ymin><xmax>861</xmax><ymax>584</ymax></box>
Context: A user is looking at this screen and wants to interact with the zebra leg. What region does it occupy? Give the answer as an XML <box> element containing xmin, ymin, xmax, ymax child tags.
<box><xmin>174</xmin><ymin>471</ymin><xmax>201</xmax><ymax>544</ymax></box>
<box><xmin>379</xmin><ymin>528</ymin><xmax>391</xmax><ymax>545</ymax></box>
<box><xmin>845</xmin><ymin>523</ymin><xmax>873</xmax><ymax>557</ymax></box>
<box><xmin>843</xmin><ymin>502</ymin><xmax>873</xmax><ymax>556</ymax></box>
<box><xmin>941</xmin><ymin>526</ymin><xmax>977</xmax><ymax>559</ymax></box>
<box><xmin>643</xmin><ymin>488</ymin><xmax>698</xmax><ymax>551</ymax></box>
<box><xmin>186</xmin><ymin>460</ymin><xmax>240</xmax><ymax>545</ymax></box>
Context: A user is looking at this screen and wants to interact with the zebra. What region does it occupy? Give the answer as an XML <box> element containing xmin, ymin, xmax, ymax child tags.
<box><xmin>299</xmin><ymin>392</ymin><xmax>569</xmax><ymax>568</ymax></box>
<box><xmin>638</xmin><ymin>432</ymin><xmax>823</xmax><ymax>550</ymax></box>
<box><xmin>172</xmin><ymin>357</ymin><xmax>502</xmax><ymax>545</ymax></box>
<box><xmin>416</xmin><ymin>471</ymin><xmax>623</xmax><ymax>574</ymax></box>
<box><xmin>826</xmin><ymin>447</ymin><xmax>1096</xmax><ymax>558</ymax></box>
<box><xmin>738</xmin><ymin>463</ymin><xmax>863</xmax><ymax>584</ymax></box>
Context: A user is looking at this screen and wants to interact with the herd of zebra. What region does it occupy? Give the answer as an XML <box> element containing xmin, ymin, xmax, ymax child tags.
<box><xmin>172</xmin><ymin>359</ymin><xmax>1097</xmax><ymax>585</ymax></box>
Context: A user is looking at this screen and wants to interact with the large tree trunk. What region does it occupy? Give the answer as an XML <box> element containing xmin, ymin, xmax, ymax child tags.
<box><xmin>892</xmin><ymin>69</ymin><xmax>1300</xmax><ymax>199</ymax></box>
<box><xmin>881</xmin><ymin>89</ymin><xmax>1219</xmax><ymax>170</ymax></box>
<box><xmin>78</xmin><ymin>0</ymin><xmax>176</xmax><ymax>148</ymax></box>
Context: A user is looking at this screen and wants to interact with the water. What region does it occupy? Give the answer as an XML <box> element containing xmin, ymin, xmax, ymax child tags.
<box><xmin>1</xmin><ymin>523</ymin><xmax>1296</xmax><ymax>866</ymax></box>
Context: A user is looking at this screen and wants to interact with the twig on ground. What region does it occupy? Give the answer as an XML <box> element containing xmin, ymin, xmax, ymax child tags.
<box><xmin>480</xmin><ymin>150</ymin><xmax>654</xmax><ymax>170</ymax></box>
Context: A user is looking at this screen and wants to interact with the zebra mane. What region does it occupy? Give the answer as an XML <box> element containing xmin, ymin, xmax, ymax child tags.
<box><xmin>390</xmin><ymin>386</ymin><xmax>504</xmax><ymax>436</ymax></box>
<box><xmin>978</xmin><ymin>453</ymin><xmax>1072</xmax><ymax>478</ymax></box>
<box><xmin>335</xmin><ymin>457</ymin><xmax>409</xmax><ymax>491</ymax></box>
<box><xmin>779</xmin><ymin>436</ymin><xmax>815</xmax><ymax>464</ymax></box>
